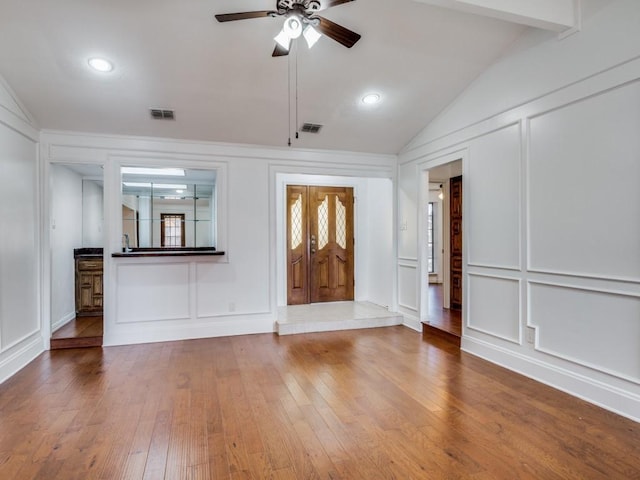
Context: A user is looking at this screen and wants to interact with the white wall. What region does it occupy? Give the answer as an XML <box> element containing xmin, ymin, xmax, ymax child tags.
<box><xmin>399</xmin><ymin>0</ymin><xmax>640</xmax><ymax>421</ymax></box>
<box><xmin>50</xmin><ymin>165</ymin><xmax>83</xmax><ymax>331</ymax></box>
<box><xmin>82</xmin><ymin>179</ymin><xmax>103</xmax><ymax>247</ymax></box>
<box><xmin>0</xmin><ymin>76</ymin><xmax>42</xmax><ymax>384</ymax></box>
<box><xmin>428</xmin><ymin>187</ymin><xmax>443</xmax><ymax>282</ymax></box>
<box><xmin>40</xmin><ymin>132</ymin><xmax>396</xmax><ymax>347</ymax></box>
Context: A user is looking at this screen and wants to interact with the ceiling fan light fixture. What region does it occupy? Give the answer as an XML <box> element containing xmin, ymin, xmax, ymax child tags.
<box><xmin>303</xmin><ymin>25</ymin><xmax>321</xmax><ymax>49</ymax></box>
<box><xmin>283</xmin><ymin>15</ymin><xmax>303</xmax><ymax>39</ymax></box>
<box><xmin>274</xmin><ymin>29</ymin><xmax>291</xmax><ymax>50</ymax></box>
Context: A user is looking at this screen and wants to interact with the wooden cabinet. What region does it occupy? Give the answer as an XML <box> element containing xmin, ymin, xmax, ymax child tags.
<box><xmin>75</xmin><ymin>257</ymin><xmax>103</xmax><ymax>315</ymax></box>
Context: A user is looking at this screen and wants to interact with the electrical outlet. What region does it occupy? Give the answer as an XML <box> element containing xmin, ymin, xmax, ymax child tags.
<box><xmin>526</xmin><ymin>327</ymin><xmax>535</xmax><ymax>344</ymax></box>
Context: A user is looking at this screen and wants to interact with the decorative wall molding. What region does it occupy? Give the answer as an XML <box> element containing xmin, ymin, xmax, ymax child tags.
<box><xmin>525</xmin><ymin>80</ymin><xmax>640</xmax><ymax>283</ymax></box>
<box><xmin>528</xmin><ymin>281</ymin><xmax>640</xmax><ymax>384</ymax></box>
<box><xmin>467</xmin><ymin>262</ymin><xmax>521</xmax><ymax>272</ymax></box>
<box><xmin>467</xmin><ymin>273</ymin><xmax>521</xmax><ymax>344</ymax></box>
<box><xmin>397</xmin><ymin>260</ymin><xmax>418</xmax><ymax>267</ymax></box>
<box><xmin>400</xmin><ymin>55</ymin><xmax>640</xmax><ymax>161</ymax></box>
<box><xmin>42</xmin><ymin>130</ymin><xmax>397</xmax><ymax>168</ymax></box>
<box><xmin>0</xmin><ymin>74</ymin><xmax>38</xmax><ymax>140</ymax></box>
<box><xmin>398</xmin><ymin>304</ymin><xmax>418</xmax><ymax>313</ymax></box>
<box><xmin>115</xmin><ymin>262</ymin><xmax>191</xmax><ymax>324</ymax></box>
<box><xmin>526</xmin><ymin>267</ymin><xmax>640</xmax><ymax>286</ymax></box>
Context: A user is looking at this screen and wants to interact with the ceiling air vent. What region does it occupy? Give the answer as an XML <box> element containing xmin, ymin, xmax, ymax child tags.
<box><xmin>300</xmin><ymin>123</ymin><xmax>323</xmax><ymax>134</ymax></box>
<box><xmin>150</xmin><ymin>108</ymin><xmax>175</xmax><ymax>120</ymax></box>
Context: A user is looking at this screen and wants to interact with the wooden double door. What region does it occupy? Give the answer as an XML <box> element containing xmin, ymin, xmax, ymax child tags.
<box><xmin>287</xmin><ymin>185</ymin><xmax>354</xmax><ymax>305</ymax></box>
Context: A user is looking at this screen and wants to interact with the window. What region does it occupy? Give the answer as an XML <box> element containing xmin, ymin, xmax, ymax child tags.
<box><xmin>161</xmin><ymin>214</ymin><xmax>185</xmax><ymax>247</ymax></box>
<box><xmin>427</xmin><ymin>202</ymin><xmax>434</xmax><ymax>273</ymax></box>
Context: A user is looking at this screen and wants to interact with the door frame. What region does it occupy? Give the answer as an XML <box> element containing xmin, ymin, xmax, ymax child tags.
<box><xmin>417</xmin><ymin>149</ymin><xmax>467</xmax><ymax>328</ymax></box>
<box><xmin>42</xmin><ymin>160</ymin><xmax>106</xmax><ymax>349</ymax></box>
<box><xmin>286</xmin><ymin>185</ymin><xmax>355</xmax><ymax>305</ymax></box>
<box><xmin>273</xmin><ymin>167</ymin><xmax>397</xmax><ymax>312</ymax></box>
<box><xmin>281</xmin><ymin>178</ymin><xmax>359</xmax><ymax>306</ymax></box>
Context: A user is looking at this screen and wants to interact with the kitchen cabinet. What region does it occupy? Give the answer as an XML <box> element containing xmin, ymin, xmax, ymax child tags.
<box><xmin>74</xmin><ymin>250</ymin><xmax>103</xmax><ymax>315</ymax></box>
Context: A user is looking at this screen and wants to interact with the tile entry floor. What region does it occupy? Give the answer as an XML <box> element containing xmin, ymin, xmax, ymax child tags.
<box><xmin>276</xmin><ymin>301</ymin><xmax>404</xmax><ymax>335</ymax></box>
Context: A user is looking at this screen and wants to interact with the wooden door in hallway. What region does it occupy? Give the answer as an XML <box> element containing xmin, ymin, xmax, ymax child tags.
<box><xmin>450</xmin><ymin>175</ymin><xmax>463</xmax><ymax>310</ymax></box>
<box><xmin>287</xmin><ymin>185</ymin><xmax>354</xmax><ymax>305</ymax></box>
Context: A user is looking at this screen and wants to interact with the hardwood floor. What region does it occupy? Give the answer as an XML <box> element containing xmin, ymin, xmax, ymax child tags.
<box><xmin>423</xmin><ymin>284</ymin><xmax>462</xmax><ymax>345</ymax></box>
<box><xmin>1</xmin><ymin>327</ymin><xmax>638</xmax><ymax>479</ymax></box>
<box><xmin>50</xmin><ymin>316</ymin><xmax>103</xmax><ymax>349</ymax></box>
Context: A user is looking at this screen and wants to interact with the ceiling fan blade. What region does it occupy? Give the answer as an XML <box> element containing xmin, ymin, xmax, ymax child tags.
<box><xmin>272</xmin><ymin>44</ymin><xmax>290</xmax><ymax>57</ymax></box>
<box><xmin>315</xmin><ymin>16</ymin><xmax>361</xmax><ymax>48</ymax></box>
<box><xmin>318</xmin><ymin>0</ymin><xmax>355</xmax><ymax>11</ymax></box>
<box><xmin>214</xmin><ymin>11</ymin><xmax>276</xmax><ymax>22</ymax></box>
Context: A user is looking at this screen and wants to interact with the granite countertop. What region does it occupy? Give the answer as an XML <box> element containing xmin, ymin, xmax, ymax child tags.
<box><xmin>112</xmin><ymin>247</ymin><xmax>224</xmax><ymax>258</ymax></box>
<box><xmin>74</xmin><ymin>248</ymin><xmax>104</xmax><ymax>258</ymax></box>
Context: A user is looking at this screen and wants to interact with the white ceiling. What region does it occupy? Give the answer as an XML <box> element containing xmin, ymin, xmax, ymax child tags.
<box><xmin>0</xmin><ymin>0</ymin><xmax>530</xmax><ymax>154</ymax></box>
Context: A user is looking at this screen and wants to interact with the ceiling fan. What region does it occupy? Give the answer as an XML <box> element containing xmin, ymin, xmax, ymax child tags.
<box><xmin>215</xmin><ymin>0</ymin><xmax>361</xmax><ymax>57</ymax></box>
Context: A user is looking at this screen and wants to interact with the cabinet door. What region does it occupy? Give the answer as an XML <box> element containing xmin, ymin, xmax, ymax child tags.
<box><xmin>75</xmin><ymin>259</ymin><xmax>104</xmax><ymax>314</ymax></box>
<box><xmin>92</xmin><ymin>272</ymin><xmax>103</xmax><ymax>308</ymax></box>
<box><xmin>79</xmin><ymin>273</ymin><xmax>95</xmax><ymax>311</ymax></box>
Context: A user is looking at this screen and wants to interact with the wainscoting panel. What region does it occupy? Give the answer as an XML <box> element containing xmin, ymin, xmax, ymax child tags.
<box><xmin>529</xmin><ymin>282</ymin><xmax>640</xmax><ymax>383</ymax></box>
<box><xmin>467</xmin><ymin>274</ymin><xmax>520</xmax><ymax>343</ymax></box>
<box><xmin>398</xmin><ymin>263</ymin><xmax>418</xmax><ymax>312</ymax></box>
<box><xmin>116</xmin><ymin>263</ymin><xmax>190</xmax><ymax>323</ymax></box>
<box><xmin>467</xmin><ymin>124</ymin><xmax>521</xmax><ymax>270</ymax></box>
<box><xmin>398</xmin><ymin>163</ymin><xmax>418</xmax><ymax>261</ymax></box>
<box><xmin>528</xmin><ymin>81</ymin><xmax>640</xmax><ymax>281</ymax></box>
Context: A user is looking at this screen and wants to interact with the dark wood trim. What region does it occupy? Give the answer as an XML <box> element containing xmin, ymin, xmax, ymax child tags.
<box><xmin>112</xmin><ymin>248</ymin><xmax>223</xmax><ymax>258</ymax></box>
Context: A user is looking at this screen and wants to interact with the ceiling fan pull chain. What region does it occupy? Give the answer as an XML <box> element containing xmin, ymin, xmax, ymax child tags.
<box><xmin>287</xmin><ymin>51</ymin><xmax>292</xmax><ymax>147</ymax></box>
<box><xmin>295</xmin><ymin>45</ymin><xmax>299</xmax><ymax>140</ymax></box>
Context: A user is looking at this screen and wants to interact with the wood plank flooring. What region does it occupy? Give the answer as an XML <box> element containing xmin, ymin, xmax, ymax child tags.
<box><xmin>423</xmin><ymin>284</ymin><xmax>462</xmax><ymax>345</ymax></box>
<box><xmin>1</xmin><ymin>327</ymin><xmax>638</xmax><ymax>479</ymax></box>
<box><xmin>50</xmin><ymin>316</ymin><xmax>103</xmax><ymax>349</ymax></box>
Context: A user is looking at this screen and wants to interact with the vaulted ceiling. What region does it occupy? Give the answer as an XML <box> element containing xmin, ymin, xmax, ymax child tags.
<box><xmin>0</xmin><ymin>0</ymin><xmax>575</xmax><ymax>154</ymax></box>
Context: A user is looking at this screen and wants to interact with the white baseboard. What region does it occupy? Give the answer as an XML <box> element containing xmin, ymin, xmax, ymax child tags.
<box><xmin>103</xmin><ymin>313</ymin><xmax>275</xmax><ymax>347</ymax></box>
<box><xmin>0</xmin><ymin>333</ymin><xmax>45</xmax><ymax>385</ymax></box>
<box><xmin>401</xmin><ymin>313</ymin><xmax>422</xmax><ymax>332</ymax></box>
<box><xmin>51</xmin><ymin>311</ymin><xmax>75</xmax><ymax>334</ymax></box>
<box><xmin>462</xmin><ymin>336</ymin><xmax>640</xmax><ymax>423</ymax></box>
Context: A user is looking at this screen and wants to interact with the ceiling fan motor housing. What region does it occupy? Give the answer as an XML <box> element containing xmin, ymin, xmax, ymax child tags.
<box><xmin>277</xmin><ymin>0</ymin><xmax>321</xmax><ymax>15</ymax></box>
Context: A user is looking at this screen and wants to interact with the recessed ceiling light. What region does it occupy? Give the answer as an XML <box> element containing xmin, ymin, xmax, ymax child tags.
<box><xmin>88</xmin><ymin>57</ymin><xmax>114</xmax><ymax>72</ymax></box>
<box><xmin>362</xmin><ymin>93</ymin><xmax>381</xmax><ymax>105</ymax></box>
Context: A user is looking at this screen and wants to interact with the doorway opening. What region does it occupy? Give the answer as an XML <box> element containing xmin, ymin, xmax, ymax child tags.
<box><xmin>286</xmin><ymin>185</ymin><xmax>354</xmax><ymax>305</ymax></box>
<box><xmin>421</xmin><ymin>160</ymin><xmax>462</xmax><ymax>342</ymax></box>
<box><xmin>49</xmin><ymin>163</ymin><xmax>104</xmax><ymax>349</ymax></box>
